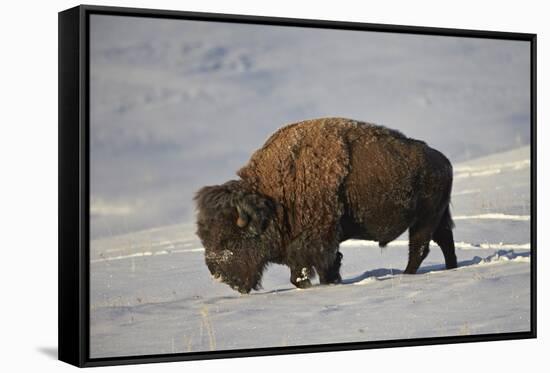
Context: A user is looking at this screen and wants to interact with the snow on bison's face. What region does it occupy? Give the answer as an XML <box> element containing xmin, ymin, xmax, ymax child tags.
<box><xmin>194</xmin><ymin>181</ymin><xmax>278</xmax><ymax>294</ymax></box>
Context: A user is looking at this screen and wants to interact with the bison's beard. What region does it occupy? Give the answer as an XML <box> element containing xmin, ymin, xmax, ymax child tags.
<box><xmin>205</xmin><ymin>249</ymin><xmax>267</xmax><ymax>294</ymax></box>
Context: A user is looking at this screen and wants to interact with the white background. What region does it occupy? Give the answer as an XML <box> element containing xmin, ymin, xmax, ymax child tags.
<box><xmin>0</xmin><ymin>0</ymin><xmax>546</xmax><ymax>371</ymax></box>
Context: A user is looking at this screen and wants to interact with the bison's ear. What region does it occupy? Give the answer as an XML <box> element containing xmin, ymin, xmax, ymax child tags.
<box><xmin>235</xmin><ymin>193</ymin><xmax>275</xmax><ymax>236</ymax></box>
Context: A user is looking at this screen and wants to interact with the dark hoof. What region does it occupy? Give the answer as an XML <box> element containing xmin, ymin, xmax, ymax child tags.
<box><xmin>322</xmin><ymin>276</ymin><xmax>342</xmax><ymax>285</ymax></box>
<box><xmin>294</xmin><ymin>278</ymin><xmax>312</xmax><ymax>289</ymax></box>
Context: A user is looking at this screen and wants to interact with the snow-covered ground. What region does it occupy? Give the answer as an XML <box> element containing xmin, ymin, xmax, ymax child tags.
<box><xmin>90</xmin><ymin>146</ymin><xmax>531</xmax><ymax>358</ymax></box>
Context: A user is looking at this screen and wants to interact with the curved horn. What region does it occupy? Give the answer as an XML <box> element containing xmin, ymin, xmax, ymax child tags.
<box><xmin>236</xmin><ymin>206</ymin><xmax>249</xmax><ymax>228</ymax></box>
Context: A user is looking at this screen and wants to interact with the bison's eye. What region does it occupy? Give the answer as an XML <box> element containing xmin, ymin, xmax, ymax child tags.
<box><xmin>260</xmin><ymin>218</ymin><xmax>269</xmax><ymax>231</ymax></box>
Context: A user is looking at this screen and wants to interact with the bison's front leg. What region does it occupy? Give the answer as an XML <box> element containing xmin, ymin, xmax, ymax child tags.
<box><xmin>316</xmin><ymin>251</ymin><xmax>343</xmax><ymax>285</ymax></box>
<box><xmin>290</xmin><ymin>266</ymin><xmax>314</xmax><ymax>289</ymax></box>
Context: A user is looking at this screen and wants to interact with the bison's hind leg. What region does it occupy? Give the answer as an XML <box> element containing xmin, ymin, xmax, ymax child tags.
<box><xmin>405</xmin><ymin>206</ymin><xmax>457</xmax><ymax>274</ymax></box>
<box><xmin>404</xmin><ymin>221</ymin><xmax>433</xmax><ymax>274</ymax></box>
<box><xmin>432</xmin><ymin>207</ymin><xmax>457</xmax><ymax>270</ymax></box>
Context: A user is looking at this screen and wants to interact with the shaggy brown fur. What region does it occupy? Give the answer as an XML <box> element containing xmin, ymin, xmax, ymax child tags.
<box><xmin>195</xmin><ymin>118</ymin><xmax>457</xmax><ymax>293</ymax></box>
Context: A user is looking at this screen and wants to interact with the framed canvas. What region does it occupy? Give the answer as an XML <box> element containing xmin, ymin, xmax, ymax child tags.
<box><xmin>58</xmin><ymin>4</ymin><xmax>537</xmax><ymax>367</ymax></box>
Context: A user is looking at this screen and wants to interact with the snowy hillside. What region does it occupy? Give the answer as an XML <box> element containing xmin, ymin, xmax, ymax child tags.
<box><xmin>89</xmin><ymin>15</ymin><xmax>530</xmax><ymax>238</ymax></box>
<box><xmin>90</xmin><ymin>146</ymin><xmax>531</xmax><ymax>358</ymax></box>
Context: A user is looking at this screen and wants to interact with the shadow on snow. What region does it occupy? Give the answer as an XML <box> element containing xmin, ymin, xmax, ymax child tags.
<box><xmin>342</xmin><ymin>249</ymin><xmax>530</xmax><ymax>285</ymax></box>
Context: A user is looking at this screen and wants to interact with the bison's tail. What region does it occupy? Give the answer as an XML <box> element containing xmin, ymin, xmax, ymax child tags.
<box><xmin>440</xmin><ymin>204</ymin><xmax>455</xmax><ymax>230</ymax></box>
<box><xmin>441</xmin><ymin>161</ymin><xmax>454</xmax><ymax>230</ymax></box>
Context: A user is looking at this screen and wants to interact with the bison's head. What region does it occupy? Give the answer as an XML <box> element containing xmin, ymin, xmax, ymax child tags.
<box><xmin>194</xmin><ymin>180</ymin><xmax>280</xmax><ymax>294</ymax></box>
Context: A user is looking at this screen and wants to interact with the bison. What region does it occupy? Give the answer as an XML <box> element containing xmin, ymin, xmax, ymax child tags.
<box><xmin>194</xmin><ymin>118</ymin><xmax>457</xmax><ymax>294</ymax></box>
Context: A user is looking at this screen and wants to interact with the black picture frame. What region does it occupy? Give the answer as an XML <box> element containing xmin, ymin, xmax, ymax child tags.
<box><xmin>58</xmin><ymin>4</ymin><xmax>537</xmax><ymax>368</ymax></box>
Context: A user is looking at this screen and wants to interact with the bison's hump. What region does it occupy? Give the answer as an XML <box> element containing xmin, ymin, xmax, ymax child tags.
<box><xmin>237</xmin><ymin>118</ymin><xmax>409</xmax><ymax>185</ymax></box>
<box><xmin>238</xmin><ymin>119</ymin><xmax>349</xmax><ymax>237</ymax></box>
<box><xmin>237</xmin><ymin>117</ymin><xmax>395</xmax><ymax>238</ymax></box>
<box><xmin>237</xmin><ymin>118</ymin><xmax>352</xmax><ymax>193</ymax></box>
